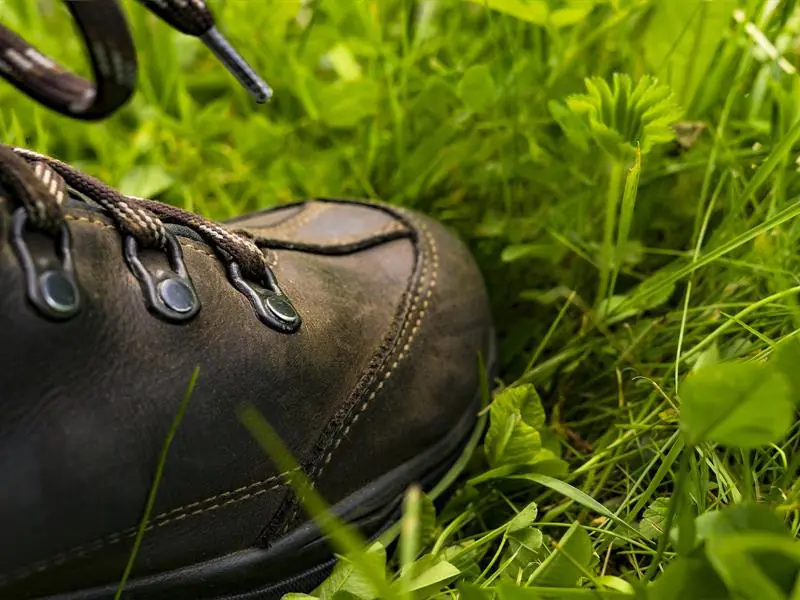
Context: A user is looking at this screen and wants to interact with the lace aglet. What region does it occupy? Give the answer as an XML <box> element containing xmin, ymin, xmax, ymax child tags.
<box><xmin>200</xmin><ymin>27</ymin><xmax>273</xmax><ymax>104</ymax></box>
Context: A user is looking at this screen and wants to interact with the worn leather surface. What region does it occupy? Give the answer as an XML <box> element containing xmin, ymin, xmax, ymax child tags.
<box><xmin>0</xmin><ymin>185</ymin><xmax>493</xmax><ymax>597</ymax></box>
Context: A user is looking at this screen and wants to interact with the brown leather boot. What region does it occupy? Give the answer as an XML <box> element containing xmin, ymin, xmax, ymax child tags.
<box><xmin>0</xmin><ymin>144</ymin><xmax>495</xmax><ymax>599</ymax></box>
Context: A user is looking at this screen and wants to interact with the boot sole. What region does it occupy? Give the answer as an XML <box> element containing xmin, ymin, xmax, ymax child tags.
<box><xmin>46</xmin><ymin>335</ymin><xmax>497</xmax><ymax>600</ymax></box>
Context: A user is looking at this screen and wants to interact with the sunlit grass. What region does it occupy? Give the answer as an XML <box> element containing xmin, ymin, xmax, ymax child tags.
<box><xmin>4</xmin><ymin>0</ymin><xmax>800</xmax><ymax>597</ymax></box>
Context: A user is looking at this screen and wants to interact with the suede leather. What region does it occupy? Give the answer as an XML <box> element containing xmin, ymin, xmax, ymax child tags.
<box><xmin>0</xmin><ymin>194</ymin><xmax>493</xmax><ymax>598</ymax></box>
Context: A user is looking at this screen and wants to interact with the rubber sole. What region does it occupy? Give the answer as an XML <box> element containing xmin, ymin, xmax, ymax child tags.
<box><xmin>47</xmin><ymin>341</ymin><xmax>496</xmax><ymax>600</ymax></box>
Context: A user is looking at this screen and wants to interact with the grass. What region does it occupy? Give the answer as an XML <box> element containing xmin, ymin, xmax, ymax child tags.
<box><xmin>4</xmin><ymin>0</ymin><xmax>800</xmax><ymax>598</ymax></box>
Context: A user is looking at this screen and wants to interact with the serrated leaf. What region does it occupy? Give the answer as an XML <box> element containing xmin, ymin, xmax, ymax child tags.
<box><xmin>564</xmin><ymin>73</ymin><xmax>683</xmax><ymax>160</ymax></box>
<box><xmin>118</xmin><ymin>165</ymin><xmax>174</xmax><ymax>199</ymax></box>
<box><xmin>679</xmin><ymin>360</ymin><xmax>794</xmax><ymax>448</ymax></box>
<box><xmin>639</xmin><ymin>497</ymin><xmax>670</xmax><ymax>540</ymax></box>
<box><xmin>457</xmin><ymin>65</ymin><xmax>497</xmax><ymax>113</ymax></box>
<box><xmin>528</xmin><ymin>521</ymin><xmax>595</xmax><ymax>587</ymax></box>
<box><xmin>549</xmin><ymin>99</ymin><xmax>591</xmax><ymax>151</ymax></box>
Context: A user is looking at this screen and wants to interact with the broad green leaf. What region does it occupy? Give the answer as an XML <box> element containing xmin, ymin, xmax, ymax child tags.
<box><xmin>315</xmin><ymin>543</ymin><xmax>386</xmax><ymax>600</ymax></box>
<box><xmin>642</xmin><ymin>0</ymin><xmax>735</xmax><ymax>107</ymax></box>
<box><xmin>283</xmin><ymin>595</ymin><xmax>318</xmax><ymax>600</ymax></box>
<box><xmin>325</xmin><ymin>43</ymin><xmax>363</xmax><ymax>82</ymax></box>
<box><xmin>639</xmin><ymin>497</ymin><xmax>670</xmax><ymax>540</ymax></box>
<box><xmin>457</xmin><ymin>65</ymin><xmax>497</xmax><ymax>114</ymax></box>
<box><xmin>698</xmin><ymin>503</ymin><xmax>789</xmax><ymax>541</ymax></box>
<box><xmin>697</xmin><ymin>504</ymin><xmax>800</xmax><ymax>598</ymax></box>
<box><xmin>457</xmin><ymin>581</ymin><xmax>494</xmax><ymax>600</ymax></box>
<box><xmin>498</xmin><ymin>587</ymin><xmax>633</xmax><ymax>599</ymax></box>
<box><xmin>508</xmin><ymin>501</ymin><xmax>539</xmax><ymax>532</ymax></box>
<box><xmin>330</xmin><ymin>593</ymin><xmax>363</xmax><ymax>600</ymax></box>
<box><xmin>467</xmin><ymin>0</ymin><xmax>548</xmax><ymax>24</ymax></box>
<box><xmin>519</xmin><ymin>387</ymin><xmax>547</xmax><ymax>429</ymax></box>
<box><xmin>485</xmin><ymin>385</ymin><xmax>546</xmax><ymax>467</ymax></box>
<box><xmin>528</xmin><ymin>521</ymin><xmax>594</xmax><ymax>587</ymax></box>
<box><xmin>506</xmin><ymin>527</ymin><xmax>546</xmax><ymax>580</ymax></box>
<box><xmin>647</xmin><ymin>554</ymin><xmax>728</xmax><ymax>600</ymax></box>
<box><xmin>509</xmin><ymin>527</ymin><xmax>544</xmax><ymax>554</ymax></box>
<box><xmin>679</xmin><ymin>360</ymin><xmax>794</xmax><ymax>448</ymax></box>
<box><xmin>706</xmin><ymin>532</ymin><xmax>799</xmax><ymax>600</ymax></box>
<box><xmin>527</xmin><ymin>453</ymin><xmax>569</xmax><ymax>478</ymax></box>
<box><xmin>771</xmin><ymin>338</ymin><xmax>800</xmax><ymax>404</ymax></box>
<box><xmin>406</xmin><ymin>559</ymin><xmax>460</xmax><ymax>593</ymax></box>
<box><xmin>691</xmin><ymin>342</ymin><xmax>720</xmax><ymax>372</ymax></box>
<box><xmin>595</xmin><ymin>576</ymin><xmax>634</xmax><ymax>594</ymax></box>
<box><xmin>118</xmin><ymin>165</ymin><xmax>174</xmax><ymax>199</ymax></box>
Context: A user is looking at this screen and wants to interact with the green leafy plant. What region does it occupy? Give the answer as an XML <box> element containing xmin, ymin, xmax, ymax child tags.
<box><xmin>551</xmin><ymin>73</ymin><xmax>683</xmax><ymax>311</ymax></box>
<box><xmin>6</xmin><ymin>0</ymin><xmax>800</xmax><ymax>598</ymax></box>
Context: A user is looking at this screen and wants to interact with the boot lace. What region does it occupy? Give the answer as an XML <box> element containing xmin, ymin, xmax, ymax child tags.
<box><xmin>0</xmin><ymin>144</ymin><xmax>300</xmax><ymax>332</ymax></box>
<box><xmin>0</xmin><ymin>1</ymin><xmax>300</xmax><ymax>331</ymax></box>
<box><xmin>0</xmin><ymin>0</ymin><xmax>271</xmax><ymax>120</ymax></box>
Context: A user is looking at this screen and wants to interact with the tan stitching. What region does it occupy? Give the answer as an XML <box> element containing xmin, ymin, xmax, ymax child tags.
<box><xmin>249</xmin><ymin>203</ymin><xmax>328</xmax><ymax>238</ymax></box>
<box><xmin>323</xmin><ymin>220</ymin><xmax>408</xmax><ymax>247</ymax></box>
<box><xmin>0</xmin><ymin>469</ymin><xmax>297</xmax><ymax>587</ymax></box>
<box><xmin>318</xmin><ymin>214</ymin><xmax>439</xmax><ymax>475</ymax></box>
<box><xmin>278</xmin><ymin>214</ymin><xmax>438</xmax><ymax>533</ymax></box>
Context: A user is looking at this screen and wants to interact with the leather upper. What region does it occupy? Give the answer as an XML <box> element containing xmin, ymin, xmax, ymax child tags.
<box><xmin>0</xmin><ymin>192</ymin><xmax>493</xmax><ymax>597</ymax></box>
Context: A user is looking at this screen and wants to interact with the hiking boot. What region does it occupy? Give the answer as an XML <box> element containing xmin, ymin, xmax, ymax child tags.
<box><xmin>0</xmin><ymin>145</ymin><xmax>495</xmax><ymax>599</ymax></box>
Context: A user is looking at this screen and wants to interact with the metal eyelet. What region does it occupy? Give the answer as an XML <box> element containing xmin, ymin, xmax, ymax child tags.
<box><xmin>10</xmin><ymin>208</ymin><xmax>81</xmax><ymax>320</ymax></box>
<box><xmin>123</xmin><ymin>230</ymin><xmax>200</xmax><ymax>322</ymax></box>
<box><xmin>226</xmin><ymin>261</ymin><xmax>301</xmax><ymax>333</ymax></box>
